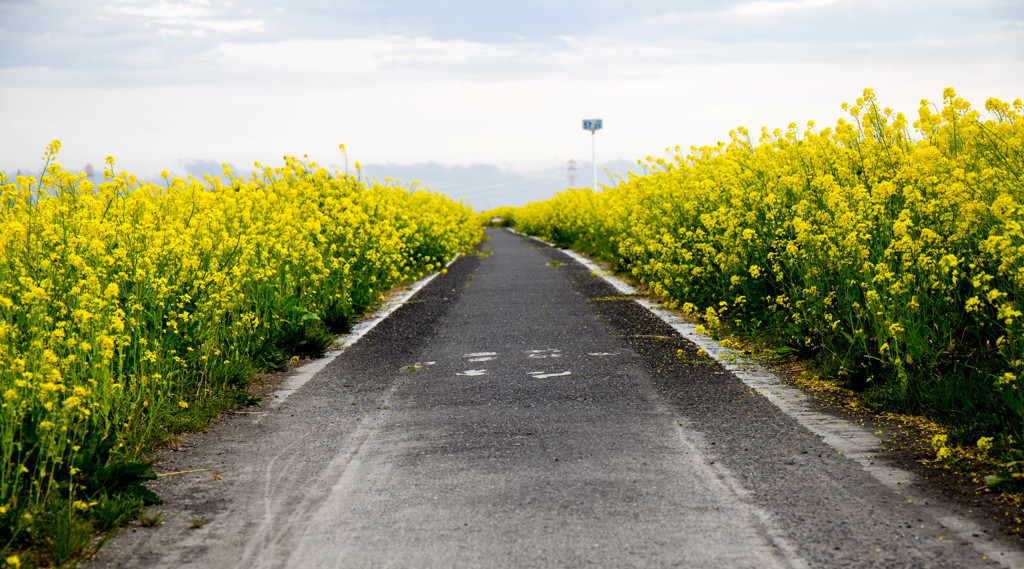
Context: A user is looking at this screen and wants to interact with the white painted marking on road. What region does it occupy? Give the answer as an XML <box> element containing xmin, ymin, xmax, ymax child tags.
<box><xmin>526</xmin><ymin>349</ymin><xmax>562</xmax><ymax>359</ymax></box>
<box><xmin>457</xmin><ymin>369</ymin><xmax>488</xmax><ymax>376</ymax></box>
<box><xmin>468</xmin><ymin>357</ymin><xmax>495</xmax><ymax>362</ymax></box>
<box><xmin>266</xmin><ymin>255</ymin><xmax>460</xmax><ymax>410</ymax></box>
<box><xmin>557</xmin><ymin>242</ymin><xmax>1024</xmax><ymax>566</ymax></box>
<box><xmin>465</xmin><ymin>352</ymin><xmax>498</xmax><ymax>357</ymax></box>
<box><xmin>527</xmin><ymin>371</ymin><xmax>571</xmax><ymax>379</ymax></box>
<box><xmin>588</xmin><ymin>352</ymin><xmax>619</xmax><ymax>356</ymax></box>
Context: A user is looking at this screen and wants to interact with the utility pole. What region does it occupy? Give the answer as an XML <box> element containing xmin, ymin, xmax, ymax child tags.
<box><xmin>567</xmin><ymin>159</ymin><xmax>577</xmax><ymax>187</ymax></box>
<box><xmin>582</xmin><ymin>119</ymin><xmax>603</xmax><ymax>190</ymax></box>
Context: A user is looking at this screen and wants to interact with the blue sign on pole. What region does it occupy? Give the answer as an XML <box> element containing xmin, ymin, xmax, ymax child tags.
<box><xmin>582</xmin><ymin>118</ymin><xmax>603</xmax><ymax>189</ymax></box>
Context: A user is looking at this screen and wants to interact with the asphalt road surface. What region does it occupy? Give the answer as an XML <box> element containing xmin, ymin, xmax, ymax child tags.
<box><xmin>89</xmin><ymin>228</ymin><xmax>1023</xmax><ymax>568</ymax></box>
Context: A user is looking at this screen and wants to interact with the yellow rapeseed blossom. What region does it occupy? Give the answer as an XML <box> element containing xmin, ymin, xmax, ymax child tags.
<box><xmin>504</xmin><ymin>88</ymin><xmax>1024</xmax><ymax>458</ymax></box>
<box><xmin>977</xmin><ymin>437</ymin><xmax>994</xmax><ymax>455</ymax></box>
<box><xmin>0</xmin><ymin>143</ymin><xmax>480</xmax><ymax>529</ymax></box>
<box><xmin>931</xmin><ymin>433</ymin><xmax>952</xmax><ymax>461</ymax></box>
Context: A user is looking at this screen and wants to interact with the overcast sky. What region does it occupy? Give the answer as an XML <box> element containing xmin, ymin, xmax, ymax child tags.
<box><xmin>2</xmin><ymin>0</ymin><xmax>1022</xmax><ymax>210</ymax></box>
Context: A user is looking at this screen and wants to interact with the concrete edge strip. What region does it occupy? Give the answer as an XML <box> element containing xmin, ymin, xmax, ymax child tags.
<box><xmin>265</xmin><ymin>254</ymin><xmax>462</xmax><ymax>410</ymax></box>
<box><xmin>507</xmin><ymin>228</ymin><xmax>555</xmax><ymax>249</ymax></box>
<box><xmin>553</xmin><ymin>242</ymin><xmax>1023</xmax><ymax>566</ymax></box>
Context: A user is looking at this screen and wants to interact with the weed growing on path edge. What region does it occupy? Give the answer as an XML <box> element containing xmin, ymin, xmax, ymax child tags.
<box><xmin>137</xmin><ymin>510</ymin><xmax>165</xmax><ymax>528</ymax></box>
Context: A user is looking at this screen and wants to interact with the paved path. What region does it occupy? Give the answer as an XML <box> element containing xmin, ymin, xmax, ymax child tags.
<box><xmin>89</xmin><ymin>228</ymin><xmax>1020</xmax><ymax>568</ymax></box>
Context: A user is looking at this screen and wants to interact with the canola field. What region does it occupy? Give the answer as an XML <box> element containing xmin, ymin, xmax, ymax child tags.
<box><xmin>504</xmin><ymin>89</ymin><xmax>1024</xmax><ymax>471</ymax></box>
<box><xmin>0</xmin><ymin>146</ymin><xmax>479</xmax><ymax>560</ymax></box>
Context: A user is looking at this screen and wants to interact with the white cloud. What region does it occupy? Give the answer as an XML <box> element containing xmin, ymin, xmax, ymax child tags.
<box><xmin>105</xmin><ymin>0</ymin><xmax>216</xmax><ymax>21</ymax></box>
<box><xmin>102</xmin><ymin>0</ymin><xmax>264</xmax><ymax>37</ymax></box>
<box><xmin>729</xmin><ymin>0</ymin><xmax>842</xmax><ymax>17</ymax></box>
<box><xmin>206</xmin><ymin>36</ymin><xmax>523</xmax><ymax>78</ymax></box>
<box><xmin>382</xmin><ymin>37</ymin><xmax>521</xmax><ymax>65</ymax></box>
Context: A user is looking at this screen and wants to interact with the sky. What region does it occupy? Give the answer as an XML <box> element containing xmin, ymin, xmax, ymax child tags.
<box><xmin>1</xmin><ymin>0</ymin><xmax>1022</xmax><ymax>211</ymax></box>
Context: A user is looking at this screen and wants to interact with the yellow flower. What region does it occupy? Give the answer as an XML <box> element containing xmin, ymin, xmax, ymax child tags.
<box><xmin>109</xmin><ymin>315</ymin><xmax>125</xmax><ymax>333</ymax></box>
<box><xmin>930</xmin><ymin>433</ymin><xmax>953</xmax><ymax>461</ymax></box>
<box><xmin>977</xmin><ymin>437</ymin><xmax>994</xmax><ymax>454</ymax></box>
<box><xmin>178</xmin><ymin>401</ymin><xmax>189</xmax><ymax>409</ymax></box>
<box><xmin>938</xmin><ymin>254</ymin><xmax>959</xmax><ymax>271</ymax></box>
<box><xmin>104</xmin><ymin>282</ymin><xmax>120</xmax><ymax>298</ymax></box>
